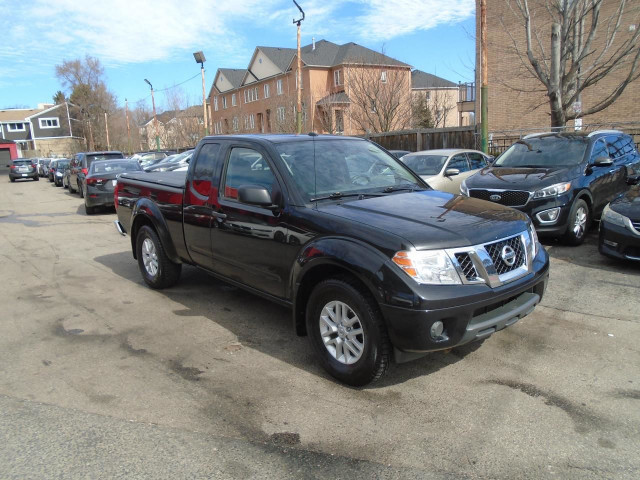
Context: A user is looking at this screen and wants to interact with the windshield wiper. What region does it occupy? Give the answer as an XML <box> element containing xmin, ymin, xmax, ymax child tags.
<box><xmin>310</xmin><ymin>192</ymin><xmax>385</xmax><ymax>202</ymax></box>
<box><xmin>382</xmin><ymin>185</ymin><xmax>423</xmax><ymax>193</ymax></box>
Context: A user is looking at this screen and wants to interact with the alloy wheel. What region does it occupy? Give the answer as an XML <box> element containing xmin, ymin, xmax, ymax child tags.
<box><xmin>141</xmin><ymin>238</ymin><xmax>159</xmax><ymax>277</ymax></box>
<box><xmin>319</xmin><ymin>301</ymin><xmax>365</xmax><ymax>365</ymax></box>
<box><xmin>573</xmin><ymin>206</ymin><xmax>587</xmax><ymax>238</ymax></box>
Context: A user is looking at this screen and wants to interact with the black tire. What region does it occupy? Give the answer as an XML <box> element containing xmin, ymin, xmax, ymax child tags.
<box><xmin>135</xmin><ymin>225</ymin><xmax>181</xmax><ymax>289</ymax></box>
<box><xmin>306</xmin><ymin>276</ymin><xmax>391</xmax><ymax>387</ymax></box>
<box><xmin>34</xmin><ymin>176</ymin><xmax>39</xmax><ymax>181</ymax></box>
<box><xmin>78</xmin><ymin>181</ymin><xmax>84</xmax><ymax>198</ymax></box>
<box><xmin>85</xmin><ymin>203</ymin><xmax>96</xmax><ymax>215</ymax></box>
<box><xmin>10</xmin><ymin>177</ymin><xmax>15</xmax><ymax>183</ymax></box>
<box><xmin>563</xmin><ymin>198</ymin><xmax>590</xmax><ymax>246</ymax></box>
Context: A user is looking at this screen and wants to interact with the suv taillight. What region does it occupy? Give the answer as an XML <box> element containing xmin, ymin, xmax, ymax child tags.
<box><xmin>81</xmin><ymin>168</ymin><xmax>88</xmax><ymax>175</ymax></box>
<box><xmin>113</xmin><ymin>180</ymin><xmax>120</xmax><ymax>210</ymax></box>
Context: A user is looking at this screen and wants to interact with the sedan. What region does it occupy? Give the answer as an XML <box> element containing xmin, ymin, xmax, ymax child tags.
<box><xmin>84</xmin><ymin>160</ymin><xmax>143</xmax><ymax>214</ymax></box>
<box><xmin>145</xmin><ymin>150</ymin><xmax>193</xmax><ymax>172</ymax></box>
<box><xmin>401</xmin><ymin>149</ymin><xmax>491</xmax><ymax>194</ymax></box>
<box><xmin>599</xmin><ymin>177</ymin><xmax>640</xmax><ymax>261</ymax></box>
<box><xmin>52</xmin><ymin>159</ymin><xmax>70</xmax><ymax>186</ymax></box>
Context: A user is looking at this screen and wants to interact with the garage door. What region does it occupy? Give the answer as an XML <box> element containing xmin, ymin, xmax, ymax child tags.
<box><xmin>0</xmin><ymin>149</ymin><xmax>11</xmax><ymax>174</ymax></box>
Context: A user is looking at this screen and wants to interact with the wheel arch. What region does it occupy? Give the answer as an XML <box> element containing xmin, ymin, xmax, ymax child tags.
<box><xmin>130</xmin><ymin>199</ymin><xmax>181</xmax><ymax>264</ymax></box>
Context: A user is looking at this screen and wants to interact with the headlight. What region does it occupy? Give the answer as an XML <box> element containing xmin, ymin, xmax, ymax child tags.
<box><xmin>392</xmin><ymin>250</ymin><xmax>461</xmax><ymax>285</ymax></box>
<box><xmin>602</xmin><ymin>204</ymin><xmax>627</xmax><ymax>227</ymax></box>
<box><xmin>529</xmin><ymin>223</ymin><xmax>539</xmax><ymax>258</ymax></box>
<box><xmin>56</xmin><ymin>171</ymin><xmax>63</xmax><ymax>176</ymax></box>
<box><xmin>533</xmin><ymin>182</ymin><xmax>571</xmax><ymax>199</ymax></box>
<box><xmin>460</xmin><ymin>179</ymin><xmax>469</xmax><ymax>196</ymax></box>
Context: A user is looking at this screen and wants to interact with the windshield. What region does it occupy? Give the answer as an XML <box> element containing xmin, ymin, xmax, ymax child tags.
<box><xmin>90</xmin><ymin>160</ymin><xmax>141</xmax><ymax>175</ymax></box>
<box><xmin>87</xmin><ymin>153</ymin><xmax>124</xmax><ymax>167</ymax></box>
<box><xmin>57</xmin><ymin>160</ymin><xmax>70</xmax><ymax>168</ymax></box>
<box><xmin>495</xmin><ymin>135</ymin><xmax>588</xmax><ymax>168</ymax></box>
<box><xmin>402</xmin><ymin>155</ymin><xmax>448</xmax><ymax>175</ymax></box>
<box><xmin>274</xmin><ymin>139</ymin><xmax>424</xmax><ymax>202</ymax></box>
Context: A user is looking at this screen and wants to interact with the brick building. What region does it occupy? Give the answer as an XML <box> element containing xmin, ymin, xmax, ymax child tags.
<box><xmin>476</xmin><ymin>0</ymin><xmax>640</xmax><ymax>134</ymax></box>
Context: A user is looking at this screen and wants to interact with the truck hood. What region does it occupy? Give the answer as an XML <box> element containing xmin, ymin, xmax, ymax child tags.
<box><xmin>318</xmin><ymin>190</ymin><xmax>529</xmax><ymax>250</ymax></box>
<box><xmin>467</xmin><ymin>166</ymin><xmax>578</xmax><ymax>191</ymax></box>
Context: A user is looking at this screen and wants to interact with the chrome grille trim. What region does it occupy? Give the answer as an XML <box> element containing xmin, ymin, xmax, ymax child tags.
<box><xmin>446</xmin><ymin>231</ymin><xmax>533</xmax><ymax>288</ymax></box>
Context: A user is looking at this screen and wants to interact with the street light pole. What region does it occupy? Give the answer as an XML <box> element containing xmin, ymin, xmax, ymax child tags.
<box><xmin>193</xmin><ymin>51</ymin><xmax>209</xmax><ymax>136</ymax></box>
<box><xmin>145</xmin><ymin>79</ymin><xmax>160</xmax><ymax>151</ymax></box>
<box><xmin>293</xmin><ymin>1</ymin><xmax>305</xmax><ymax>135</ymax></box>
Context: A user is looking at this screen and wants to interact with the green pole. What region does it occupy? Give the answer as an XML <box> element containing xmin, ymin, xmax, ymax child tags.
<box><xmin>481</xmin><ymin>85</ymin><xmax>488</xmax><ymax>154</ymax></box>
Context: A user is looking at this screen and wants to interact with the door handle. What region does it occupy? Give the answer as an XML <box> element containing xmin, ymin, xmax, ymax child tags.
<box><xmin>212</xmin><ymin>211</ymin><xmax>227</xmax><ymax>220</ymax></box>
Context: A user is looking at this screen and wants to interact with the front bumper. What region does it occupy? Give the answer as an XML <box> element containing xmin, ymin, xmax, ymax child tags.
<box><xmin>599</xmin><ymin>219</ymin><xmax>640</xmax><ymax>261</ymax></box>
<box><xmin>516</xmin><ymin>195</ymin><xmax>573</xmax><ymax>236</ymax></box>
<box><xmin>381</xmin><ymin>248</ymin><xmax>549</xmax><ymax>359</ymax></box>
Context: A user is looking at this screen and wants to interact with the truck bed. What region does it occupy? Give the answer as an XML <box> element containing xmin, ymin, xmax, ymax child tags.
<box><xmin>119</xmin><ymin>171</ymin><xmax>186</xmax><ymax>190</ymax></box>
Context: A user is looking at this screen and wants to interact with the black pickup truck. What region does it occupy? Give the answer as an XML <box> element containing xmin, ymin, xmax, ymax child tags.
<box><xmin>114</xmin><ymin>134</ymin><xmax>549</xmax><ymax>386</ymax></box>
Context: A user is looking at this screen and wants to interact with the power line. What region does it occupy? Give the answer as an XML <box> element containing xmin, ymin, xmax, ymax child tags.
<box><xmin>130</xmin><ymin>72</ymin><xmax>202</xmax><ymax>105</ymax></box>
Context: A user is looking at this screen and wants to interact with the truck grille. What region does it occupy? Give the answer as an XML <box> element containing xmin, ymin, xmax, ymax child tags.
<box><xmin>632</xmin><ymin>221</ymin><xmax>640</xmax><ymax>232</ymax></box>
<box><xmin>484</xmin><ymin>235</ymin><xmax>526</xmax><ymax>275</ymax></box>
<box><xmin>455</xmin><ymin>252</ymin><xmax>479</xmax><ymax>281</ymax></box>
<box><xmin>469</xmin><ymin>189</ymin><xmax>530</xmax><ymax>207</ymax></box>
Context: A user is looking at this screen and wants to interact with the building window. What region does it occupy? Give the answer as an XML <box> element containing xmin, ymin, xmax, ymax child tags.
<box><xmin>277</xmin><ymin>79</ymin><xmax>283</xmax><ymax>95</ymax></box>
<box><xmin>250</xmin><ymin>114</ymin><xmax>255</xmax><ymax>129</ymax></box>
<box><xmin>232</xmin><ymin>93</ymin><xmax>237</xmax><ymax>106</ymax></box>
<box><xmin>425</xmin><ymin>91</ymin><xmax>431</xmax><ymax>101</ymax></box>
<box><xmin>223</xmin><ymin>96</ymin><xmax>228</xmax><ymax>109</ymax></box>
<box><xmin>334</xmin><ymin>70</ymin><xmax>342</xmax><ymax>86</ymax></box>
<box><xmin>264</xmin><ymin>83</ymin><xmax>270</xmax><ymax>99</ymax></box>
<box><xmin>276</xmin><ymin>106</ymin><xmax>285</xmax><ymax>122</ymax></box>
<box><xmin>7</xmin><ymin>122</ymin><xmax>26</xmax><ymax>132</ymax></box>
<box><xmin>380</xmin><ymin>71</ymin><xmax>387</xmax><ymax>83</ymax></box>
<box><xmin>39</xmin><ymin>117</ymin><xmax>60</xmax><ymax>129</ymax></box>
<box><xmin>243</xmin><ymin>87</ymin><xmax>259</xmax><ymax>103</ymax></box>
<box><xmin>253</xmin><ymin>87</ymin><xmax>258</xmax><ymax>101</ymax></box>
<box><xmin>214</xmin><ymin>96</ymin><xmax>218</xmax><ymax>111</ymax></box>
<box><xmin>232</xmin><ymin>117</ymin><xmax>239</xmax><ymax>131</ymax></box>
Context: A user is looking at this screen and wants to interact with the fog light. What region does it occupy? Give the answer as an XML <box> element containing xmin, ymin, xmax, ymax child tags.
<box><xmin>430</xmin><ymin>321</ymin><xmax>444</xmax><ymax>339</ymax></box>
<box><xmin>603</xmin><ymin>240</ymin><xmax>618</xmax><ymax>247</ymax></box>
<box><xmin>536</xmin><ymin>207</ymin><xmax>561</xmax><ymax>224</ymax></box>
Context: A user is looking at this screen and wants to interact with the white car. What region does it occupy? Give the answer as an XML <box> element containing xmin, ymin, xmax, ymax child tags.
<box><xmin>402</xmin><ymin>149</ymin><xmax>492</xmax><ymax>194</ymax></box>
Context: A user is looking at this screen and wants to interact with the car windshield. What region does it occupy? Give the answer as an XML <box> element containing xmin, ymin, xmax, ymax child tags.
<box><xmin>86</xmin><ymin>153</ymin><xmax>124</xmax><ymax>168</ymax></box>
<box><xmin>274</xmin><ymin>139</ymin><xmax>424</xmax><ymax>202</ymax></box>
<box><xmin>402</xmin><ymin>155</ymin><xmax>448</xmax><ymax>175</ymax></box>
<box><xmin>57</xmin><ymin>160</ymin><xmax>70</xmax><ymax>168</ymax></box>
<box><xmin>495</xmin><ymin>135</ymin><xmax>588</xmax><ymax>168</ymax></box>
<box><xmin>90</xmin><ymin>160</ymin><xmax>141</xmax><ymax>175</ymax></box>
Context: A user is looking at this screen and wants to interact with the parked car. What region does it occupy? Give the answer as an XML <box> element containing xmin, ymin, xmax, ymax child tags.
<box><xmin>35</xmin><ymin>158</ymin><xmax>46</xmax><ymax>176</ymax></box>
<box><xmin>68</xmin><ymin>151</ymin><xmax>125</xmax><ymax>196</ymax></box>
<box><xmin>8</xmin><ymin>159</ymin><xmax>38</xmax><ymax>182</ymax></box>
<box><xmin>145</xmin><ymin>150</ymin><xmax>194</xmax><ymax>172</ymax></box>
<box><xmin>599</xmin><ymin>176</ymin><xmax>640</xmax><ymax>261</ymax></box>
<box><xmin>402</xmin><ymin>149</ymin><xmax>492</xmax><ymax>194</ymax></box>
<box><xmin>137</xmin><ymin>151</ymin><xmax>176</xmax><ymax>170</ymax></box>
<box><xmin>84</xmin><ymin>160</ymin><xmax>142</xmax><ymax>214</ymax></box>
<box><xmin>461</xmin><ymin>131</ymin><xmax>640</xmax><ymax>245</ymax></box>
<box><xmin>47</xmin><ymin>160</ymin><xmax>58</xmax><ymax>182</ymax></box>
<box><xmin>388</xmin><ymin>150</ymin><xmax>411</xmax><ymax>160</ymax></box>
<box><xmin>53</xmin><ymin>159</ymin><xmax>70</xmax><ymax>187</ymax></box>
<box><xmin>114</xmin><ymin>134</ymin><xmax>548</xmax><ymax>386</ymax></box>
<box><xmin>62</xmin><ymin>162</ymin><xmax>72</xmax><ymax>189</ymax></box>
<box><xmin>41</xmin><ymin>158</ymin><xmax>52</xmax><ymax>177</ymax></box>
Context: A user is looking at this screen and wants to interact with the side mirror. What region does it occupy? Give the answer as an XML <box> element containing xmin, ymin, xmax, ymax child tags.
<box><xmin>627</xmin><ymin>175</ymin><xmax>639</xmax><ymax>186</ymax></box>
<box><xmin>593</xmin><ymin>157</ymin><xmax>613</xmax><ymax>167</ymax></box>
<box><xmin>444</xmin><ymin>168</ymin><xmax>460</xmax><ymax>177</ymax></box>
<box><xmin>5</xmin><ymin>164</ymin><xmax>9</xmax><ymax>168</ymax></box>
<box><xmin>238</xmin><ymin>185</ymin><xmax>274</xmax><ymax>207</ymax></box>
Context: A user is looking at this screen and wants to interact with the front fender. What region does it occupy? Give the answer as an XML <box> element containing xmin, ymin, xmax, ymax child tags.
<box><xmin>131</xmin><ymin>198</ymin><xmax>181</xmax><ymax>264</ymax></box>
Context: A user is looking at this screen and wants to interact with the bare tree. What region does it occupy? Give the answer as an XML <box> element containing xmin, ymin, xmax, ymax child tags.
<box><xmin>346</xmin><ymin>65</ymin><xmax>412</xmax><ymax>133</ymax></box>
<box><xmin>505</xmin><ymin>0</ymin><xmax>640</xmax><ymax>127</ymax></box>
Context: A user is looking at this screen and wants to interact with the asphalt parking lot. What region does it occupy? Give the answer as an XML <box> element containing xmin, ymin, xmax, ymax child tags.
<box><xmin>1</xmin><ymin>177</ymin><xmax>639</xmax><ymax>479</ymax></box>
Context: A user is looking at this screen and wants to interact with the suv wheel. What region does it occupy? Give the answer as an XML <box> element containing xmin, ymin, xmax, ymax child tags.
<box><xmin>68</xmin><ymin>178</ymin><xmax>75</xmax><ymax>193</ymax></box>
<box><xmin>78</xmin><ymin>181</ymin><xmax>84</xmax><ymax>198</ymax></box>
<box><xmin>563</xmin><ymin>198</ymin><xmax>590</xmax><ymax>246</ymax></box>
<box><xmin>306</xmin><ymin>277</ymin><xmax>391</xmax><ymax>386</ymax></box>
<box><xmin>136</xmin><ymin>225</ymin><xmax>182</xmax><ymax>289</ymax></box>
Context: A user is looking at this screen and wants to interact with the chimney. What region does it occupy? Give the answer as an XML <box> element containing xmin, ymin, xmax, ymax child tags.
<box><xmin>312</xmin><ymin>37</ymin><xmax>315</xmax><ymax>51</ymax></box>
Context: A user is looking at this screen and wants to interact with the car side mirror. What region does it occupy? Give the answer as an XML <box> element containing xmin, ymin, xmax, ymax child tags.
<box><xmin>5</xmin><ymin>164</ymin><xmax>9</xmax><ymax>168</ymax></box>
<box><xmin>238</xmin><ymin>185</ymin><xmax>274</xmax><ymax>207</ymax></box>
<box><xmin>627</xmin><ymin>175</ymin><xmax>640</xmax><ymax>186</ymax></box>
<box><xmin>444</xmin><ymin>168</ymin><xmax>460</xmax><ymax>177</ymax></box>
<box><xmin>593</xmin><ymin>156</ymin><xmax>613</xmax><ymax>167</ymax></box>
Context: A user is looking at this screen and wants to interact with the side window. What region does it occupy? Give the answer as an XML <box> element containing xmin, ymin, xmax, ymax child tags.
<box><xmin>590</xmin><ymin>139</ymin><xmax>608</xmax><ymax>162</ymax></box>
<box><xmin>448</xmin><ymin>154</ymin><xmax>470</xmax><ymax>173</ymax></box>
<box><xmin>606</xmin><ymin>135</ymin><xmax>623</xmax><ymax>160</ymax></box>
<box><xmin>619</xmin><ymin>135</ymin><xmax>634</xmax><ymax>156</ymax></box>
<box><xmin>223</xmin><ymin>147</ymin><xmax>276</xmax><ymax>201</ymax></box>
<box><xmin>191</xmin><ymin>143</ymin><xmax>221</xmax><ymax>196</ymax></box>
<box><xmin>467</xmin><ymin>152</ymin><xmax>488</xmax><ymax>170</ymax></box>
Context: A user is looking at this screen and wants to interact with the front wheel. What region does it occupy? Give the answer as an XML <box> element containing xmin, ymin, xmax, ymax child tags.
<box><xmin>563</xmin><ymin>199</ymin><xmax>590</xmax><ymax>246</ymax></box>
<box><xmin>135</xmin><ymin>225</ymin><xmax>181</xmax><ymax>289</ymax></box>
<box><xmin>306</xmin><ymin>277</ymin><xmax>391</xmax><ymax>386</ymax></box>
<box><xmin>34</xmin><ymin>176</ymin><xmax>39</xmax><ymax>181</ymax></box>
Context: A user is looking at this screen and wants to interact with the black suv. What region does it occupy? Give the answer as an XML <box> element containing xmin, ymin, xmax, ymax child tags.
<box><xmin>461</xmin><ymin>131</ymin><xmax>640</xmax><ymax>245</ymax></box>
<box><xmin>68</xmin><ymin>151</ymin><xmax>124</xmax><ymax>196</ymax></box>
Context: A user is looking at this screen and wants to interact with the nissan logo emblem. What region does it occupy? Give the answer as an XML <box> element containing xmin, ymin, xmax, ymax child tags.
<box><xmin>501</xmin><ymin>245</ymin><xmax>517</xmax><ymax>266</ymax></box>
<box><xmin>489</xmin><ymin>194</ymin><xmax>502</xmax><ymax>202</ymax></box>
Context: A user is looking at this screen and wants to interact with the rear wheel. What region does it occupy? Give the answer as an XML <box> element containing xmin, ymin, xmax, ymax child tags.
<box><xmin>85</xmin><ymin>202</ymin><xmax>96</xmax><ymax>215</ymax></box>
<box><xmin>34</xmin><ymin>176</ymin><xmax>39</xmax><ymax>181</ymax></box>
<box><xmin>78</xmin><ymin>181</ymin><xmax>84</xmax><ymax>198</ymax></box>
<box><xmin>306</xmin><ymin>277</ymin><xmax>391</xmax><ymax>386</ymax></box>
<box><xmin>135</xmin><ymin>225</ymin><xmax>181</xmax><ymax>289</ymax></box>
<box><xmin>563</xmin><ymin>199</ymin><xmax>590</xmax><ymax>246</ymax></box>
<box><xmin>10</xmin><ymin>177</ymin><xmax>15</xmax><ymax>183</ymax></box>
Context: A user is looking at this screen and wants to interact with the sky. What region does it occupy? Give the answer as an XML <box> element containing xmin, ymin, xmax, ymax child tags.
<box><xmin>0</xmin><ymin>0</ymin><xmax>476</xmax><ymax>113</ymax></box>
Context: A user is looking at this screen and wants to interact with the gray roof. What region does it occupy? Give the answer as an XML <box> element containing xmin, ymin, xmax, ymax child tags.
<box><xmin>296</xmin><ymin>39</ymin><xmax>410</xmax><ymax>68</ymax></box>
<box><xmin>317</xmin><ymin>92</ymin><xmax>351</xmax><ymax>105</ymax></box>
<box><xmin>257</xmin><ymin>46</ymin><xmax>296</xmax><ymax>72</ymax></box>
<box><xmin>411</xmin><ymin>70</ymin><xmax>457</xmax><ymax>89</ymax></box>
<box><xmin>219</xmin><ymin>68</ymin><xmax>248</xmax><ymax>88</ymax></box>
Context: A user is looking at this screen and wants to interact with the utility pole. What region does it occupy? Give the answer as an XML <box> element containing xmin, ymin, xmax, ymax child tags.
<box><xmin>104</xmin><ymin>112</ymin><xmax>111</xmax><ymax>150</ymax></box>
<box><xmin>145</xmin><ymin>79</ymin><xmax>160</xmax><ymax>151</ymax></box>
<box><xmin>193</xmin><ymin>51</ymin><xmax>209</xmax><ymax>136</ymax></box>
<box><xmin>125</xmin><ymin>99</ymin><xmax>132</xmax><ymax>155</ymax></box>
<box><xmin>293</xmin><ymin>1</ymin><xmax>305</xmax><ymax>135</ymax></box>
<box><xmin>480</xmin><ymin>0</ymin><xmax>488</xmax><ymax>153</ymax></box>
